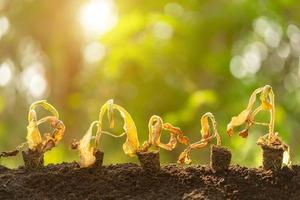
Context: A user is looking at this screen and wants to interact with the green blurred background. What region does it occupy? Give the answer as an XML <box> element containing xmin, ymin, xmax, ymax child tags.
<box><xmin>1</xmin><ymin>0</ymin><xmax>300</xmax><ymax>168</ymax></box>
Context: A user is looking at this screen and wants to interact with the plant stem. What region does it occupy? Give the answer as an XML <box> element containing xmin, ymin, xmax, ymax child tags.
<box><xmin>268</xmin><ymin>89</ymin><xmax>275</xmax><ymax>145</ymax></box>
<box><xmin>204</xmin><ymin>112</ymin><xmax>221</xmax><ymax>146</ymax></box>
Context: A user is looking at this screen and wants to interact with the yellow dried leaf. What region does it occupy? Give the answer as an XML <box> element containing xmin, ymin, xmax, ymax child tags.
<box><xmin>37</xmin><ymin>116</ymin><xmax>65</xmax><ymax>145</ymax></box>
<box><xmin>78</xmin><ymin>121</ymin><xmax>98</xmax><ymax>167</ymax></box>
<box><xmin>163</xmin><ymin>123</ymin><xmax>182</xmax><ymax>135</ymax></box>
<box><xmin>178</xmin><ymin>112</ymin><xmax>220</xmax><ymax>164</ymax></box>
<box><xmin>238</xmin><ymin>128</ymin><xmax>249</xmax><ymax>138</ymax></box>
<box><xmin>229</xmin><ymin>109</ymin><xmax>250</xmax><ymax>127</ymax></box>
<box><xmin>226</xmin><ymin>86</ymin><xmax>268</xmax><ymax>137</ymax></box>
<box><xmin>95</xmin><ymin>100</ymin><xmax>139</xmax><ymax>156</ymax></box>
<box><xmin>177</xmin><ymin>135</ymin><xmax>189</xmax><ymax>145</ymax></box>
<box><xmin>29</xmin><ymin>100</ymin><xmax>59</xmax><ymax>119</ymax></box>
<box><xmin>163</xmin><ymin>122</ymin><xmax>189</xmax><ymax>145</ymax></box>
<box><xmin>51</xmin><ymin>119</ymin><xmax>65</xmax><ymax>145</ymax></box>
<box><xmin>142</xmin><ymin>115</ymin><xmax>188</xmax><ymax>152</ymax></box>
<box><xmin>227</xmin><ymin>125</ymin><xmax>234</xmax><ymax>137</ymax></box>
<box><xmin>177</xmin><ymin>150</ymin><xmax>192</xmax><ymax>165</ymax></box>
<box><xmin>26</xmin><ymin>111</ymin><xmax>43</xmax><ymax>150</ymax></box>
<box><xmin>26</xmin><ymin>100</ymin><xmax>62</xmax><ymax>150</ymax></box>
<box><xmin>230</xmin><ymin>85</ymin><xmax>276</xmax><ymax>142</ymax></box>
<box><xmin>148</xmin><ymin>115</ymin><xmax>163</xmax><ymax>146</ymax></box>
<box><xmin>200</xmin><ymin>116</ymin><xmax>210</xmax><ymax>139</ymax></box>
<box><xmin>113</xmin><ymin>104</ymin><xmax>140</xmax><ymax>156</ymax></box>
<box><xmin>107</xmin><ymin>99</ymin><xmax>115</xmax><ymax>129</ymax></box>
<box><xmin>260</xmin><ymin>86</ymin><xmax>273</xmax><ymax>110</ymax></box>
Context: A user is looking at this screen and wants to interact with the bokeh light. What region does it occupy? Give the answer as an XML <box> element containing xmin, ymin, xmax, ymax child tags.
<box><xmin>83</xmin><ymin>42</ymin><xmax>106</xmax><ymax>64</ymax></box>
<box><xmin>0</xmin><ymin>16</ymin><xmax>9</xmax><ymax>39</ymax></box>
<box><xmin>0</xmin><ymin>60</ymin><xmax>13</xmax><ymax>87</ymax></box>
<box><xmin>79</xmin><ymin>0</ymin><xmax>118</xmax><ymax>37</ymax></box>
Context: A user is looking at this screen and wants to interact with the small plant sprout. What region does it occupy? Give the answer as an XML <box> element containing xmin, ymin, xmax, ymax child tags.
<box><xmin>71</xmin><ymin>121</ymin><xmax>100</xmax><ymax>168</ymax></box>
<box><xmin>0</xmin><ymin>100</ymin><xmax>65</xmax><ymax>169</ymax></box>
<box><xmin>177</xmin><ymin>112</ymin><xmax>231</xmax><ymax>171</ymax></box>
<box><xmin>95</xmin><ymin>99</ymin><xmax>140</xmax><ymax>157</ymax></box>
<box><xmin>137</xmin><ymin>115</ymin><xmax>189</xmax><ymax>171</ymax></box>
<box><xmin>141</xmin><ymin>115</ymin><xmax>189</xmax><ymax>152</ymax></box>
<box><xmin>71</xmin><ymin>99</ymin><xmax>139</xmax><ymax>168</ymax></box>
<box><xmin>227</xmin><ymin>85</ymin><xmax>290</xmax><ymax>170</ymax></box>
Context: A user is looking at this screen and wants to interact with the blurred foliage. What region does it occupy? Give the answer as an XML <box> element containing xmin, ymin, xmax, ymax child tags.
<box><xmin>1</xmin><ymin>0</ymin><xmax>300</xmax><ymax>168</ymax></box>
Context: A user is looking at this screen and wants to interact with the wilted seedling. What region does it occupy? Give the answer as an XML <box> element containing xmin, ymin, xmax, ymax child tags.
<box><xmin>72</xmin><ymin>100</ymin><xmax>189</xmax><ymax>171</ymax></box>
<box><xmin>141</xmin><ymin>115</ymin><xmax>189</xmax><ymax>152</ymax></box>
<box><xmin>71</xmin><ymin>121</ymin><xmax>104</xmax><ymax>168</ymax></box>
<box><xmin>177</xmin><ymin>112</ymin><xmax>231</xmax><ymax>171</ymax></box>
<box><xmin>227</xmin><ymin>85</ymin><xmax>290</xmax><ymax>170</ymax></box>
<box><xmin>71</xmin><ymin>99</ymin><xmax>139</xmax><ymax>168</ymax></box>
<box><xmin>137</xmin><ymin>115</ymin><xmax>189</xmax><ymax>171</ymax></box>
<box><xmin>0</xmin><ymin>100</ymin><xmax>65</xmax><ymax>169</ymax></box>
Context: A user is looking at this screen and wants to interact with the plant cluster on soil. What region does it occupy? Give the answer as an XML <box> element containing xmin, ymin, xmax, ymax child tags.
<box><xmin>0</xmin><ymin>85</ymin><xmax>297</xmax><ymax>199</ymax></box>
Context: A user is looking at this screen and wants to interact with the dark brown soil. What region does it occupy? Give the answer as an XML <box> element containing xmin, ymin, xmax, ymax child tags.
<box><xmin>261</xmin><ymin>144</ymin><xmax>284</xmax><ymax>171</ymax></box>
<box><xmin>210</xmin><ymin>145</ymin><xmax>231</xmax><ymax>171</ymax></box>
<box><xmin>0</xmin><ymin>163</ymin><xmax>299</xmax><ymax>200</ymax></box>
<box><xmin>136</xmin><ymin>151</ymin><xmax>160</xmax><ymax>172</ymax></box>
<box><xmin>21</xmin><ymin>149</ymin><xmax>44</xmax><ymax>169</ymax></box>
<box><xmin>91</xmin><ymin>150</ymin><xmax>104</xmax><ymax>168</ymax></box>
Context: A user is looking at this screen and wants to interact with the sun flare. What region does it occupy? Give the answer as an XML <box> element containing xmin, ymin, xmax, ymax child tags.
<box><xmin>79</xmin><ymin>0</ymin><xmax>118</xmax><ymax>37</ymax></box>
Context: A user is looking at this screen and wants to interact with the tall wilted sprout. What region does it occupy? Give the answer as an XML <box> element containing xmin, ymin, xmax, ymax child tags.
<box><xmin>227</xmin><ymin>85</ymin><xmax>290</xmax><ymax>170</ymax></box>
<box><xmin>178</xmin><ymin>112</ymin><xmax>231</xmax><ymax>171</ymax></box>
<box><xmin>72</xmin><ymin>121</ymin><xmax>98</xmax><ymax>168</ymax></box>
<box><xmin>137</xmin><ymin>115</ymin><xmax>189</xmax><ymax>171</ymax></box>
<box><xmin>72</xmin><ymin>99</ymin><xmax>139</xmax><ymax>168</ymax></box>
<box><xmin>26</xmin><ymin>100</ymin><xmax>65</xmax><ymax>152</ymax></box>
<box><xmin>0</xmin><ymin>100</ymin><xmax>65</xmax><ymax>169</ymax></box>
<box><xmin>96</xmin><ymin>99</ymin><xmax>140</xmax><ymax>156</ymax></box>
<box><xmin>178</xmin><ymin>112</ymin><xmax>221</xmax><ymax>164</ymax></box>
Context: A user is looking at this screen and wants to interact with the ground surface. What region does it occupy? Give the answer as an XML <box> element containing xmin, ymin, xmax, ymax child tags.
<box><xmin>0</xmin><ymin>163</ymin><xmax>299</xmax><ymax>200</ymax></box>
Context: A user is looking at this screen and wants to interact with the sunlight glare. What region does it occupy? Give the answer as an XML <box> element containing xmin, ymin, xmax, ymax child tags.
<box><xmin>79</xmin><ymin>0</ymin><xmax>118</xmax><ymax>37</ymax></box>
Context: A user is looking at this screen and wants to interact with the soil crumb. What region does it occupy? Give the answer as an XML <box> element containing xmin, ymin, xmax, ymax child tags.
<box><xmin>0</xmin><ymin>163</ymin><xmax>299</xmax><ymax>200</ymax></box>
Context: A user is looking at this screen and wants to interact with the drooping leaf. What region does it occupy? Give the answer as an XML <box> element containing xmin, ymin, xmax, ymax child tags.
<box><xmin>260</xmin><ymin>85</ymin><xmax>273</xmax><ymax>110</ymax></box>
<box><xmin>177</xmin><ymin>150</ymin><xmax>192</xmax><ymax>165</ymax></box>
<box><xmin>229</xmin><ymin>109</ymin><xmax>250</xmax><ymax>128</ymax></box>
<box><xmin>178</xmin><ymin>112</ymin><xmax>220</xmax><ymax>165</ymax></box>
<box><xmin>200</xmin><ymin>116</ymin><xmax>210</xmax><ymax>139</ymax></box>
<box><xmin>77</xmin><ymin>121</ymin><xmax>98</xmax><ymax>167</ymax></box>
<box><xmin>177</xmin><ymin>135</ymin><xmax>189</xmax><ymax>145</ymax></box>
<box><xmin>26</xmin><ymin>110</ymin><xmax>42</xmax><ymax>150</ymax></box>
<box><xmin>148</xmin><ymin>115</ymin><xmax>163</xmax><ymax>146</ymax></box>
<box><xmin>107</xmin><ymin>99</ymin><xmax>115</xmax><ymax>129</ymax></box>
<box><xmin>29</xmin><ymin>100</ymin><xmax>59</xmax><ymax>119</ymax></box>
<box><xmin>163</xmin><ymin>123</ymin><xmax>189</xmax><ymax>145</ymax></box>
<box><xmin>238</xmin><ymin>128</ymin><xmax>249</xmax><ymax>138</ymax></box>
<box><xmin>113</xmin><ymin>104</ymin><xmax>140</xmax><ymax>156</ymax></box>
<box><xmin>26</xmin><ymin>100</ymin><xmax>63</xmax><ymax>151</ymax></box>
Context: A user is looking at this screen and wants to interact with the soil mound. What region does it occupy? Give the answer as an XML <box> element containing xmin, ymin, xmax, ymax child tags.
<box><xmin>0</xmin><ymin>163</ymin><xmax>299</xmax><ymax>199</ymax></box>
